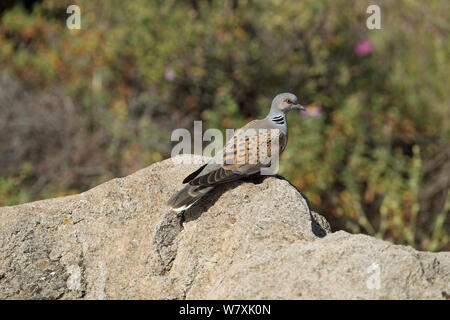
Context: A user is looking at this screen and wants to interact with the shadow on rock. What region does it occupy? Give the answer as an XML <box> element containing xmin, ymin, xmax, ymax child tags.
<box><xmin>180</xmin><ymin>173</ymin><xmax>329</xmax><ymax>238</ymax></box>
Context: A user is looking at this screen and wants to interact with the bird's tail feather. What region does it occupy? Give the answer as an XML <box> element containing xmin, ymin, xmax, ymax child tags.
<box><xmin>167</xmin><ymin>184</ymin><xmax>213</xmax><ymax>212</ymax></box>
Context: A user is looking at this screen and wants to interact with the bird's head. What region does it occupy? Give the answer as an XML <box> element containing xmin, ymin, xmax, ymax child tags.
<box><xmin>271</xmin><ymin>92</ymin><xmax>305</xmax><ymax>114</ymax></box>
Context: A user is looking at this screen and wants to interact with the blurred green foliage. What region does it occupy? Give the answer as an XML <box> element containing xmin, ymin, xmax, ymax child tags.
<box><xmin>0</xmin><ymin>0</ymin><xmax>448</xmax><ymax>251</ymax></box>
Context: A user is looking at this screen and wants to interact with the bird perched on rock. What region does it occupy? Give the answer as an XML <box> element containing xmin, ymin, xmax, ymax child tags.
<box><xmin>168</xmin><ymin>92</ymin><xmax>305</xmax><ymax>212</ymax></box>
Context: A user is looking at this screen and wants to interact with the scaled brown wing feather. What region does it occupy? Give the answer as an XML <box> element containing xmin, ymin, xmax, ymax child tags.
<box><xmin>189</xmin><ymin>127</ymin><xmax>286</xmax><ymax>187</ymax></box>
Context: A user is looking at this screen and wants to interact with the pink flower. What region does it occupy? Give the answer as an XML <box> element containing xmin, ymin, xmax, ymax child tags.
<box><xmin>300</xmin><ymin>105</ymin><xmax>323</xmax><ymax>117</ymax></box>
<box><xmin>426</xmin><ymin>23</ymin><xmax>436</xmax><ymax>34</ymax></box>
<box><xmin>165</xmin><ymin>69</ymin><xmax>176</xmax><ymax>82</ymax></box>
<box><xmin>354</xmin><ymin>40</ymin><xmax>374</xmax><ymax>56</ymax></box>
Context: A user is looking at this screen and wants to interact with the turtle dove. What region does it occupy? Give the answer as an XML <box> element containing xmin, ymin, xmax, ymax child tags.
<box><xmin>168</xmin><ymin>92</ymin><xmax>305</xmax><ymax>211</ymax></box>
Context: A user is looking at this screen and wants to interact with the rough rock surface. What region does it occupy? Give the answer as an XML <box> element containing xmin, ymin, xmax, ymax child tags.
<box><xmin>0</xmin><ymin>155</ymin><xmax>448</xmax><ymax>299</ymax></box>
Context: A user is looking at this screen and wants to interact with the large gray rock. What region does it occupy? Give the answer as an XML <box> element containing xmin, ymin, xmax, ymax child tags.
<box><xmin>0</xmin><ymin>155</ymin><xmax>448</xmax><ymax>299</ymax></box>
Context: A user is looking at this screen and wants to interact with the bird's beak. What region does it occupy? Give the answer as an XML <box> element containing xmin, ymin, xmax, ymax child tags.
<box><xmin>293</xmin><ymin>104</ymin><xmax>306</xmax><ymax>111</ymax></box>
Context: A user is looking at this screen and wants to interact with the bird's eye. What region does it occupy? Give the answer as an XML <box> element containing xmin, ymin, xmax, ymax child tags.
<box><xmin>284</xmin><ymin>99</ymin><xmax>292</xmax><ymax>104</ymax></box>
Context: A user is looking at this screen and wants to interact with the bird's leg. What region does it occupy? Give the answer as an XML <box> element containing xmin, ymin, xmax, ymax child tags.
<box><xmin>242</xmin><ymin>173</ymin><xmax>266</xmax><ymax>185</ymax></box>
